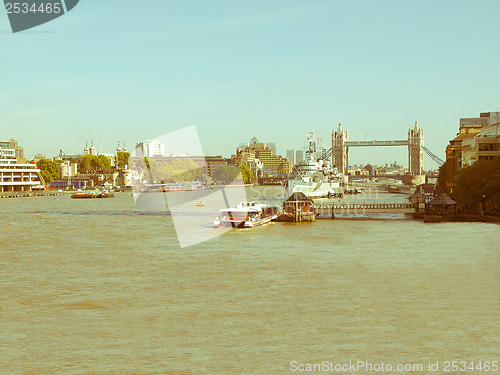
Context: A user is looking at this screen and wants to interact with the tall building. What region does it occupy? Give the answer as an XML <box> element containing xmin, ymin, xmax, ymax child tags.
<box><xmin>231</xmin><ymin>142</ymin><xmax>292</xmax><ymax>174</ymax></box>
<box><xmin>266</xmin><ymin>142</ymin><xmax>277</xmax><ymax>155</ymax></box>
<box><xmin>0</xmin><ymin>138</ymin><xmax>24</xmax><ymax>159</ymax></box>
<box><xmin>462</xmin><ymin>123</ymin><xmax>500</xmax><ymax>165</ymax></box>
<box><xmin>295</xmin><ymin>150</ymin><xmax>304</xmax><ymax>163</ymax></box>
<box><xmin>445</xmin><ymin>111</ymin><xmax>500</xmax><ymax>192</ymax></box>
<box><xmin>286</xmin><ymin>150</ymin><xmax>295</xmax><ymax>165</ymax></box>
<box><xmin>231</xmin><ymin>148</ymin><xmax>256</xmax><ymax>167</ymax></box>
<box><xmin>240</xmin><ymin>137</ymin><xmax>276</xmax><ymax>156</ymax></box>
<box><xmin>135</xmin><ymin>140</ymin><xmax>166</xmax><ymax>158</ymax></box>
<box><xmin>0</xmin><ymin>139</ymin><xmax>42</xmax><ymax>192</ymax></box>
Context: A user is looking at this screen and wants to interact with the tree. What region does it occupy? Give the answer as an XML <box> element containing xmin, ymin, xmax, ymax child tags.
<box><xmin>239</xmin><ymin>164</ymin><xmax>254</xmax><ymax>184</ymax></box>
<box><xmin>212</xmin><ymin>164</ymin><xmax>242</xmax><ymax>184</ymax></box>
<box><xmin>89</xmin><ymin>155</ymin><xmax>100</xmax><ymax>172</ymax></box>
<box><xmin>437</xmin><ymin>161</ymin><xmax>448</xmax><ymax>194</ymax></box>
<box><xmin>133</xmin><ymin>158</ymin><xmax>206</xmax><ymax>183</ymax></box>
<box><xmin>78</xmin><ymin>154</ymin><xmax>112</xmax><ymax>173</ymax></box>
<box><xmin>97</xmin><ymin>154</ymin><xmax>111</xmax><ymax>171</ymax></box>
<box><xmin>77</xmin><ymin>155</ymin><xmax>91</xmax><ymax>173</ymax></box>
<box><xmin>78</xmin><ymin>154</ymin><xmax>97</xmax><ymax>173</ymax></box>
<box><xmin>116</xmin><ymin>151</ymin><xmax>131</xmax><ymax>169</ymax></box>
<box><xmin>454</xmin><ymin>156</ymin><xmax>500</xmax><ymax>210</ymax></box>
<box><xmin>36</xmin><ymin>158</ymin><xmax>60</xmax><ymax>184</ymax></box>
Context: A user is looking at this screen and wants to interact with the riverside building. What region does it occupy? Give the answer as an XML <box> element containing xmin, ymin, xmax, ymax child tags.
<box><xmin>135</xmin><ymin>140</ymin><xmax>166</xmax><ymax>158</ymax></box>
<box><xmin>231</xmin><ymin>138</ymin><xmax>292</xmax><ymax>174</ymax></box>
<box><xmin>0</xmin><ymin>139</ymin><xmax>24</xmax><ymax>159</ymax></box>
<box><xmin>445</xmin><ymin>111</ymin><xmax>500</xmax><ymax>192</ymax></box>
<box><xmin>0</xmin><ymin>140</ymin><xmax>43</xmax><ymax>193</ymax></box>
<box><xmin>461</xmin><ymin>123</ymin><xmax>500</xmax><ymax>165</ymax></box>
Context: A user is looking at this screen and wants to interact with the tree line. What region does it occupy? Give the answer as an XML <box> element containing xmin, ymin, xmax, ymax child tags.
<box><xmin>35</xmin><ymin>153</ymin><xmax>255</xmax><ymax>185</ymax></box>
<box><xmin>34</xmin><ymin>152</ymin><xmax>133</xmax><ymax>184</ymax></box>
<box><xmin>135</xmin><ymin>158</ymin><xmax>206</xmax><ymax>183</ymax></box>
<box><xmin>439</xmin><ymin>156</ymin><xmax>500</xmax><ymax>210</ymax></box>
<box><xmin>78</xmin><ymin>152</ymin><xmax>133</xmax><ymax>173</ymax></box>
<box><xmin>135</xmin><ymin>159</ymin><xmax>254</xmax><ymax>184</ymax></box>
<box><xmin>211</xmin><ymin>164</ymin><xmax>253</xmax><ymax>184</ymax></box>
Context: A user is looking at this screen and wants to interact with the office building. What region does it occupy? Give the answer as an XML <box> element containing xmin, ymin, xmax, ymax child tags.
<box><xmin>445</xmin><ymin>111</ymin><xmax>500</xmax><ymax>192</ymax></box>
<box><xmin>462</xmin><ymin>123</ymin><xmax>500</xmax><ymax>165</ymax></box>
<box><xmin>286</xmin><ymin>150</ymin><xmax>295</xmax><ymax>165</ymax></box>
<box><xmin>231</xmin><ymin>141</ymin><xmax>292</xmax><ymax>174</ymax></box>
<box><xmin>135</xmin><ymin>140</ymin><xmax>166</xmax><ymax>158</ymax></box>
<box><xmin>0</xmin><ymin>138</ymin><xmax>24</xmax><ymax>159</ymax></box>
<box><xmin>0</xmin><ymin>140</ymin><xmax>42</xmax><ymax>192</ymax></box>
<box><xmin>295</xmin><ymin>150</ymin><xmax>304</xmax><ymax>163</ymax></box>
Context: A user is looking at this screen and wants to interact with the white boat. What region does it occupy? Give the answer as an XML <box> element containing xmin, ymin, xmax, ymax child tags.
<box><xmin>213</xmin><ymin>202</ymin><xmax>279</xmax><ymax>228</ymax></box>
<box><xmin>285</xmin><ymin>132</ymin><xmax>348</xmax><ymax>198</ymax></box>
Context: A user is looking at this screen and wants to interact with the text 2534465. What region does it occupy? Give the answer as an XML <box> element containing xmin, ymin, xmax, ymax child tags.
<box><xmin>5</xmin><ymin>2</ymin><xmax>62</xmax><ymax>14</ymax></box>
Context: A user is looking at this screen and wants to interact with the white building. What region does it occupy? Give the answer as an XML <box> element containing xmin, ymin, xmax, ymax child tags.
<box><xmin>0</xmin><ymin>147</ymin><xmax>43</xmax><ymax>193</ymax></box>
<box><xmin>135</xmin><ymin>140</ymin><xmax>166</xmax><ymax>158</ymax></box>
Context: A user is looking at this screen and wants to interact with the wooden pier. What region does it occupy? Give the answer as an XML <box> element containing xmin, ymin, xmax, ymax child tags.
<box><xmin>313</xmin><ymin>202</ymin><xmax>415</xmax><ymax>217</ymax></box>
<box><xmin>0</xmin><ymin>191</ymin><xmax>64</xmax><ymax>199</ymax></box>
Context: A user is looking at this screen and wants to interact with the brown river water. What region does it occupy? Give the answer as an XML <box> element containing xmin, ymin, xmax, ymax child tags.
<box><xmin>1</xmin><ymin>187</ymin><xmax>498</xmax><ymax>374</ymax></box>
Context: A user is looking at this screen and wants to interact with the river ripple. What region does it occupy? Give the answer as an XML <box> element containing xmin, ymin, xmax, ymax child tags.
<box><xmin>1</xmin><ymin>188</ymin><xmax>498</xmax><ymax>374</ymax></box>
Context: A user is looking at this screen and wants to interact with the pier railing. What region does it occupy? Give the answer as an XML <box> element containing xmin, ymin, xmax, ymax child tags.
<box><xmin>313</xmin><ymin>202</ymin><xmax>415</xmax><ymax>215</ymax></box>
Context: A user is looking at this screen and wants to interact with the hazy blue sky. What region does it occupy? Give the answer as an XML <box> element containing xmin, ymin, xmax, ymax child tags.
<box><xmin>1</xmin><ymin>0</ymin><xmax>499</xmax><ymax>169</ymax></box>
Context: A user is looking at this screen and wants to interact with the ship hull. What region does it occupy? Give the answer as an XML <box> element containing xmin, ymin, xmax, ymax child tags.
<box><xmin>287</xmin><ymin>180</ymin><xmax>344</xmax><ymax>198</ymax></box>
<box><xmin>213</xmin><ymin>202</ymin><xmax>279</xmax><ymax>229</ymax></box>
<box><xmin>214</xmin><ymin>214</ymin><xmax>277</xmax><ymax>228</ymax></box>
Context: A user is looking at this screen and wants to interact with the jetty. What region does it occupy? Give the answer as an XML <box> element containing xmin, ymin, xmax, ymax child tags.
<box><xmin>313</xmin><ymin>202</ymin><xmax>415</xmax><ymax>217</ymax></box>
<box><xmin>0</xmin><ymin>191</ymin><xmax>63</xmax><ymax>199</ymax></box>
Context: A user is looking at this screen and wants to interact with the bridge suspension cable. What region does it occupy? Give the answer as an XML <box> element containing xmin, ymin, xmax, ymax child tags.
<box><xmin>318</xmin><ymin>147</ymin><xmax>332</xmax><ymax>161</ymax></box>
<box><xmin>422</xmin><ymin>146</ymin><xmax>445</xmax><ymax>166</ymax></box>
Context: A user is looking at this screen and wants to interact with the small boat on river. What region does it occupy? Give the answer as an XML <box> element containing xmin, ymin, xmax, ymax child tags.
<box><xmin>71</xmin><ymin>190</ymin><xmax>114</xmax><ymax>199</ymax></box>
<box><xmin>213</xmin><ymin>202</ymin><xmax>279</xmax><ymax>228</ymax></box>
<box><xmin>71</xmin><ymin>191</ymin><xmax>99</xmax><ymax>199</ymax></box>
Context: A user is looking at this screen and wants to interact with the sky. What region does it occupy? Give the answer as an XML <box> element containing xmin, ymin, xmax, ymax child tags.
<box><xmin>1</xmin><ymin>0</ymin><xmax>499</xmax><ymax>169</ymax></box>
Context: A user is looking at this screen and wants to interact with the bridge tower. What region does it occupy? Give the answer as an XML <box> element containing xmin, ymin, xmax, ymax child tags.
<box><xmin>408</xmin><ymin>121</ymin><xmax>424</xmax><ymax>174</ymax></box>
<box><xmin>332</xmin><ymin>122</ymin><xmax>349</xmax><ymax>174</ymax></box>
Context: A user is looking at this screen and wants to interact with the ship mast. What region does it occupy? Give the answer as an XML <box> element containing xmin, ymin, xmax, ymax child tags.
<box><xmin>306</xmin><ymin>131</ymin><xmax>316</xmax><ymax>160</ymax></box>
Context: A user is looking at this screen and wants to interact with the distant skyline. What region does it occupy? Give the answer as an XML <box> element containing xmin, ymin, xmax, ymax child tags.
<box><xmin>1</xmin><ymin>0</ymin><xmax>500</xmax><ymax>169</ymax></box>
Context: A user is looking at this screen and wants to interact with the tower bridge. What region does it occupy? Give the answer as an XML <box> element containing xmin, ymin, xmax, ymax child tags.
<box><xmin>345</xmin><ymin>140</ymin><xmax>409</xmax><ymax>147</ymax></box>
<box><xmin>332</xmin><ymin>121</ymin><xmax>425</xmax><ymax>175</ymax></box>
<box><xmin>252</xmin><ymin>121</ymin><xmax>443</xmax><ymax>179</ymax></box>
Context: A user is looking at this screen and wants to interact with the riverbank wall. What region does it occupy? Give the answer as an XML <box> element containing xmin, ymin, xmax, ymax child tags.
<box><xmin>0</xmin><ymin>191</ymin><xmax>63</xmax><ymax>199</ymax></box>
